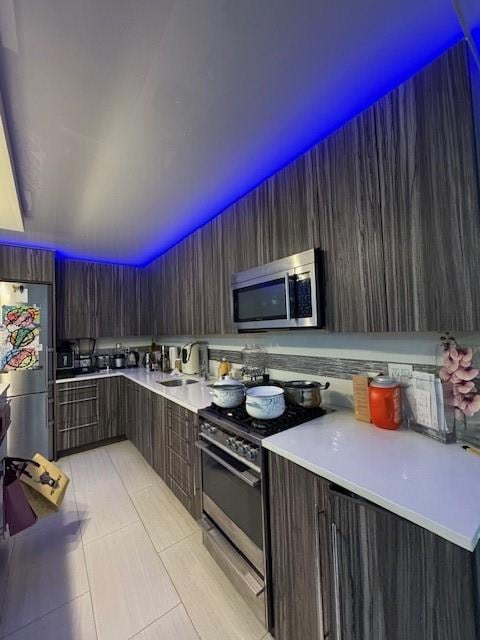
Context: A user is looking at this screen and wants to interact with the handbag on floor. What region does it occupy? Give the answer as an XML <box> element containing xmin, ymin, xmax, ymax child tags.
<box><xmin>2</xmin><ymin>457</ymin><xmax>38</xmax><ymax>536</ymax></box>
<box><xmin>19</xmin><ymin>453</ymin><xmax>70</xmax><ymax>513</ymax></box>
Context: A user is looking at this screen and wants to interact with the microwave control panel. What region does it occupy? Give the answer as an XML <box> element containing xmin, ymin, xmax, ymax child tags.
<box><xmin>294</xmin><ymin>273</ymin><xmax>313</xmax><ymax>318</ymax></box>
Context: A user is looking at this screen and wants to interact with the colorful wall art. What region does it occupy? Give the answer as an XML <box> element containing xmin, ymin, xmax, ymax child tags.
<box><xmin>0</xmin><ymin>304</ymin><xmax>41</xmax><ymax>371</ymax></box>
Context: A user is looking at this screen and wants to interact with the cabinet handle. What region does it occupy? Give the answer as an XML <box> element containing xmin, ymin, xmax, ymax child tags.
<box><xmin>331</xmin><ymin>522</ymin><xmax>342</xmax><ymax>640</ymax></box>
<box><xmin>59</xmin><ymin>396</ymin><xmax>97</xmax><ymax>406</ymax></box>
<box><xmin>59</xmin><ymin>421</ymin><xmax>98</xmax><ymax>433</ymax></box>
<box><xmin>59</xmin><ymin>384</ymin><xmax>96</xmax><ymax>392</ymax></box>
<box><xmin>315</xmin><ymin>508</ymin><xmax>326</xmax><ymax>639</ymax></box>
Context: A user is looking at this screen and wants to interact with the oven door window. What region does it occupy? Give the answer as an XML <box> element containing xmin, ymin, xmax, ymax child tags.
<box><xmin>201</xmin><ymin>447</ymin><xmax>263</xmax><ymax>551</ymax></box>
<box><xmin>233</xmin><ymin>277</ymin><xmax>287</xmax><ymax>323</ymax></box>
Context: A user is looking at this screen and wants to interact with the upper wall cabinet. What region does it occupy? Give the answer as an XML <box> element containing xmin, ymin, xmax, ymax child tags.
<box><xmin>147</xmin><ymin>42</ymin><xmax>480</xmax><ymax>334</ymax></box>
<box><xmin>56</xmin><ymin>258</ymin><xmax>150</xmax><ymax>339</ymax></box>
<box><xmin>0</xmin><ymin>245</ymin><xmax>55</xmax><ymax>283</ymax></box>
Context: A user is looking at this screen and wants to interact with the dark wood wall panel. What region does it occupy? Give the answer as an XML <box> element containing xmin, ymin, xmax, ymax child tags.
<box><xmin>0</xmin><ymin>245</ymin><xmax>54</xmax><ymax>283</ymax></box>
<box><xmin>56</xmin><ymin>258</ymin><xmax>145</xmax><ymax>338</ymax></box>
<box><xmin>148</xmin><ymin>42</ymin><xmax>479</xmax><ymax>333</ymax></box>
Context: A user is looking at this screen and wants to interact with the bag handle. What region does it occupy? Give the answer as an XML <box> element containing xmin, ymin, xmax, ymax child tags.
<box><xmin>2</xmin><ymin>457</ymin><xmax>40</xmax><ymax>480</ymax></box>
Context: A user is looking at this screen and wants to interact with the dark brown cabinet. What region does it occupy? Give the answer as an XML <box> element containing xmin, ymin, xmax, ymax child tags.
<box><xmin>147</xmin><ymin>43</ymin><xmax>479</xmax><ymax>333</ymax></box>
<box><xmin>123</xmin><ymin>384</ymin><xmax>200</xmax><ymax>520</ymax></box>
<box><xmin>268</xmin><ymin>452</ymin><xmax>330</xmax><ymax>640</ymax></box>
<box><xmin>152</xmin><ymin>393</ymin><xmax>167</xmax><ymax>481</ymax></box>
<box><xmin>56</xmin><ymin>377</ymin><xmax>125</xmax><ymax>455</ymax></box>
<box><xmin>268</xmin><ymin>452</ymin><xmax>479</xmax><ymax>640</ymax></box>
<box><xmin>0</xmin><ymin>245</ymin><xmax>55</xmax><ymax>283</ymax></box>
<box><xmin>125</xmin><ymin>380</ymin><xmax>153</xmax><ymax>464</ymax></box>
<box><xmin>55</xmin><ymin>258</ymin><xmax>149</xmax><ymax>339</ymax></box>
<box><xmin>97</xmin><ymin>376</ymin><xmax>125</xmax><ymax>441</ymax></box>
<box><xmin>165</xmin><ymin>400</ymin><xmax>201</xmax><ymax>520</ymax></box>
<box><xmin>330</xmin><ymin>487</ymin><xmax>478</xmax><ymax>640</ymax></box>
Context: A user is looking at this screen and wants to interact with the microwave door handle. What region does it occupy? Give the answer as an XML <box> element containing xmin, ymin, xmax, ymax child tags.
<box><xmin>285</xmin><ymin>273</ymin><xmax>291</xmax><ymax>320</ymax></box>
<box><xmin>286</xmin><ymin>273</ymin><xmax>298</xmax><ymax>320</ymax></box>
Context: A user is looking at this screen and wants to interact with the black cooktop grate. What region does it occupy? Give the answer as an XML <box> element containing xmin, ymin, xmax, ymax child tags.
<box><xmin>202</xmin><ymin>402</ymin><xmax>328</xmax><ymax>437</ymax></box>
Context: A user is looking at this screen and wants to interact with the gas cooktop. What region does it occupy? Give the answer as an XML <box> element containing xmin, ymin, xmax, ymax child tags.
<box><xmin>199</xmin><ymin>402</ymin><xmax>330</xmax><ymax>439</ymax></box>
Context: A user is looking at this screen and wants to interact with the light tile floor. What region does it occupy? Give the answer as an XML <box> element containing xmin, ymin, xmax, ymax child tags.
<box><xmin>0</xmin><ymin>441</ymin><xmax>273</xmax><ymax>640</ymax></box>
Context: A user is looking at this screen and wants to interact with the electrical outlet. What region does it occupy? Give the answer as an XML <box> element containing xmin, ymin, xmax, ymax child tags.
<box><xmin>388</xmin><ymin>363</ymin><xmax>413</xmax><ymax>381</ymax></box>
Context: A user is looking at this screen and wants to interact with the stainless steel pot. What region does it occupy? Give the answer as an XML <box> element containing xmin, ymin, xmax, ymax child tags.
<box><xmin>111</xmin><ymin>354</ymin><xmax>126</xmax><ymax>369</ymax></box>
<box><xmin>283</xmin><ymin>380</ymin><xmax>330</xmax><ymax>408</ymax></box>
<box><xmin>95</xmin><ymin>354</ymin><xmax>111</xmax><ymax>370</ymax></box>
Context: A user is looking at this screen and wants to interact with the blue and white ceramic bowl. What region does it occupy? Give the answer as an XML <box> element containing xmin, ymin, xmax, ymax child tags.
<box><xmin>245</xmin><ymin>386</ymin><xmax>285</xmax><ymax>419</ymax></box>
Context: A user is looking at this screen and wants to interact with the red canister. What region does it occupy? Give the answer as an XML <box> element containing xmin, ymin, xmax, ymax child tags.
<box><xmin>368</xmin><ymin>376</ymin><xmax>401</xmax><ymax>430</ymax></box>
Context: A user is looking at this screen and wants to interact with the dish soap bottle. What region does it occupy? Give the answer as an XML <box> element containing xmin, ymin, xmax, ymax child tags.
<box><xmin>218</xmin><ymin>357</ymin><xmax>230</xmax><ymax>378</ymax></box>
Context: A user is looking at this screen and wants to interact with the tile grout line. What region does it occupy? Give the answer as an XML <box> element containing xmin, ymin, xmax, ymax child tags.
<box><xmin>157</xmin><ymin>530</ymin><xmax>198</xmax><ymax>555</ymax></box>
<box><xmin>126</xmin><ymin>602</ymin><xmax>201</xmax><ymax>640</ymax></box>
<box><xmin>104</xmin><ymin>443</ymin><xmax>191</xmax><ymax>629</ymax></box>
<box><xmin>1</xmin><ymin>458</ymin><xmax>90</xmax><ymax>639</ymax></box>
<box><xmin>66</xmin><ymin>459</ymin><xmax>100</xmax><ymax>640</ymax></box>
<box><xmin>105</xmin><ymin>443</ymin><xmax>207</xmax><ymax>640</ymax></box>
<box><xmin>105</xmin><ymin>443</ymin><xmax>263</xmax><ymax>639</ymax></box>
<box><xmin>0</xmin><ymin>591</ymin><xmax>91</xmax><ymax>640</ymax></box>
<box><xmin>156</xmin><ymin>541</ymin><xmax>204</xmax><ymax>640</ymax></box>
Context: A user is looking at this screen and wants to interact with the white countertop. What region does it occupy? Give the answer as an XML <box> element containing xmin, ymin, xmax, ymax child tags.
<box><xmin>263</xmin><ymin>409</ymin><xmax>480</xmax><ymax>551</ymax></box>
<box><xmin>56</xmin><ymin>369</ymin><xmax>213</xmax><ymax>413</ymax></box>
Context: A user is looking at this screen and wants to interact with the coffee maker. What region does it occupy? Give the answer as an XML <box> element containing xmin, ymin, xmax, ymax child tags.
<box><xmin>74</xmin><ymin>338</ymin><xmax>96</xmax><ymax>374</ymax></box>
<box><xmin>56</xmin><ymin>341</ymin><xmax>75</xmax><ymax>379</ymax></box>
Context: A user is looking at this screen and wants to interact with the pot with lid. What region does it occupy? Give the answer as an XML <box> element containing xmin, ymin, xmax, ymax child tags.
<box><xmin>245</xmin><ymin>386</ymin><xmax>285</xmax><ymax>419</ymax></box>
<box><xmin>209</xmin><ymin>377</ymin><xmax>246</xmax><ymax>408</ymax></box>
<box><xmin>283</xmin><ymin>380</ymin><xmax>330</xmax><ymax>408</ymax></box>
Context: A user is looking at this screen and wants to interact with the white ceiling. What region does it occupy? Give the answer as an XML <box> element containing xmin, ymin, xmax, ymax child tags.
<box><xmin>0</xmin><ymin>0</ymin><xmax>475</xmax><ymax>264</ymax></box>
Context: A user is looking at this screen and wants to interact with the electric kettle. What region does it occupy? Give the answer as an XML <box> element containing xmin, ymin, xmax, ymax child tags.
<box><xmin>126</xmin><ymin>350</ymin><xmax>139</xmax><ymax>368</ymax></box>
<box><xmin>181</xmin><ymin>342</ymin><xmax>200</xmax><ymax>374</ymax></box>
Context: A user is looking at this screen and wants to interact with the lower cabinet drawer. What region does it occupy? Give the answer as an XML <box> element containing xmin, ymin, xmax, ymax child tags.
<box><xmin>57</xmin><ymin>383</ymin><xmax>98</xmax><ymax>403</ymax></box>
<box><xmin>57</xmin><ymin>422</ymin><xmax>99</xmax><ymax>451</ymax></box>
<box><xmin>168</xmin><ymin>448</ymin><xmax>193</xmax><ymax>493</ymax></box>
<box><xmin>57</xmin><ymin>399</ymin><xmax>98</xmax><ymax>428</ymax></box>
<box><xmin>167</xmin><ymin>402</ymin><xmax>192</xmax><ymax>421</ymax></box>
<box><xmin>167</xmin><ymin>475</ymin><xmax>192</xmax><ymax>513</ymax></box>
<box><xmin>167</xmin><ymin>413</ymin><xmax>191</xmax><ymax>442</ymax></box>
<box><xmin>168</xmin><ymin>429</ymin><xmax>191</xmax><ymax>462</ymax></box>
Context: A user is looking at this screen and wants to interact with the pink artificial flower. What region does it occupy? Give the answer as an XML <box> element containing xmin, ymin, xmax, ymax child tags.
<box><xmin>461</xmin><ymin>395</ymin><xmax>480</xmax><ymax>417</ymax></box>
<box><xmin>439</xmin><ymin>367</ymin><xmax>451</xmax><ymax>382</ymax></box>
<box><xmin>459</xmin><ymin>347</ymin><xmax>473</xmax><ymax>367</ymax></box>
<box><xmin>448</xmin><ymin>346</ymin><xmax>460</xmax><ymax>361</ymax></box>
<box><xmin>455</xmin><ymin>367</ymin><xmax>479</xmax><ymax>382</ymax></box>
<box><xmin>450</xmin><ymin>371</ymin><xmax>463</xmax><ymax>383</ymax></box>
<box><xmin>456</xmin><ymin>380</ymin><xmax>476</xmax><ymax>394</ymax></box>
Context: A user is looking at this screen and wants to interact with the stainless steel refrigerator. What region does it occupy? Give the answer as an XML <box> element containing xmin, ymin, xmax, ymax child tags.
<box><xmin>0</xmin><ymin>281</ymin><xmax>51</xmax><ymax>460</ymax></box>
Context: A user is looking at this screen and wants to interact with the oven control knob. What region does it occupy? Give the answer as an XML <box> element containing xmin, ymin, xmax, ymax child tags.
<box><xmin>200</xmin><ymin>423</ymin><xmax>208</xmax><ymax>432</ymax></box>
<box><xmin>232</xmin><ymin>439</ymin><xmax>243</xmax><ymax>451</ymax></box>
<box><xmin>207</xmin><ymin>425</ymin><xmax>217</xmax><ymax>434</ymax></box>
<box><xmin>237</xmin><ymin>442</ymin><xmax>247</xmax><ymax>455</ymax></box>
<box><xmin>226</xmin><ymin>437</ymin><xmax>234</xmax><ymax>447</ymax></box>
<box><xmin>246</xmin><ymin>447</ymin><xmax>259</xmax><ymax>460</ymax></box>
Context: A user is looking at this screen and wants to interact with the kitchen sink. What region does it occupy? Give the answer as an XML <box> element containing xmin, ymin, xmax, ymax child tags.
<box><xmin>157</xmin><ymin>378</ymin><xmax>198</xmax><ymax>387</ymax></box>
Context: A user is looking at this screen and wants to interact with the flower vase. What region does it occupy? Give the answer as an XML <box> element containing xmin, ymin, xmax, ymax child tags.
<box><xmin>436</xmin><ymin>340</ymin><xmax>480</xmax><ymax>446</ymax></box>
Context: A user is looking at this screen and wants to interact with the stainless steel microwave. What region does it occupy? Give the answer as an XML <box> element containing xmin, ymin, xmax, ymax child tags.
<box><xmin>231</xmin><ymin>249</ymin><xmax>324</xmax><ymax>331</ymax></box>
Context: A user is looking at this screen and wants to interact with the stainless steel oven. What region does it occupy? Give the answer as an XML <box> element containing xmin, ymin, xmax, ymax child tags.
<box><xmin>231</xmin><ymin>248</ymin><xmax>324</xmax><ymax>331</ymax></box>
<box><xmin>196</xmin><ymin>417</ymin><xmax>265</xmax><ymax>622</ymax></box>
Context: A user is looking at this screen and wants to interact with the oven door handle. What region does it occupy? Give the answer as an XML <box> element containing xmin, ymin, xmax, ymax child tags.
<box><xmin>195</xmin><ymin>441</ymin><xmax>260</xmax><ymax>488</ymax></box>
